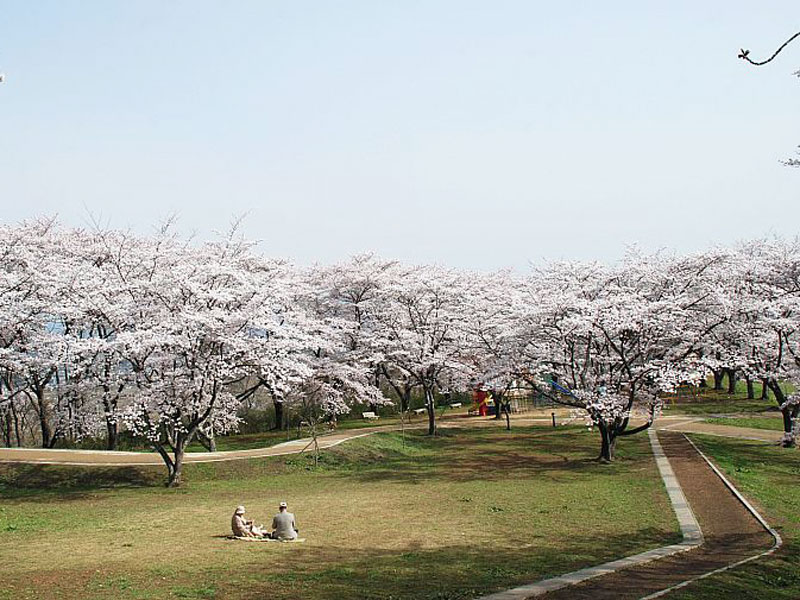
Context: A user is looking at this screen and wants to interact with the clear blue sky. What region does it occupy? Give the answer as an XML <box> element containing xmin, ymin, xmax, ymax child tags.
<box><xmin>1</xmin><ymin>1</ymin><xmax>798</xmax><ymax>269</ymax></box>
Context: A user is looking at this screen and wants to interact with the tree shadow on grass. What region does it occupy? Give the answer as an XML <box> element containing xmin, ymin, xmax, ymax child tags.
<box><xmin>0</xmin><ymin>463</ymin><xmax>164</xmax><ymax>499</ymax></box>
<box><xmin>0</xmin><ymin>428</ymin><xmax>656</xmax><ymax>498</ymax></box>
<box><xmin>688</xmin><ymin>434</ymin><xmax>798</xmax><ymax>465</ymax></box>
<box><xmin>211</xmin><ymin>525</ymin><xmax>683</xmax><ymax>600</ymax></box>
<box><xmin>333</xmin><ymin>429</ymin><xmax>654</xmax><ymax>485</ymax></box>
<box><xmin>3</xmin><ymin>525</ymin><xmax>683</xmax><ymax>600</ymax></box>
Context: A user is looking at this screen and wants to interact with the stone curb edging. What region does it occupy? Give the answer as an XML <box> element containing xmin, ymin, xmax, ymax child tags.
<box><xmin>637</xmin><ymin>434</ymin><xmax>783</xmax><ymax>599</ymax></box>
<box><xmin>474</xmin><ymin>430</ymin><xmax>703</xmax><ymax>600</ymax></box>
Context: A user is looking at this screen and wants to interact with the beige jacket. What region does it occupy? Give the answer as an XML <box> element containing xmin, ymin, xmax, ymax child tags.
<box><xmin>231</xmin><ymin>513</ymin><xmax>255</xmax><ymax>537</ymax></box>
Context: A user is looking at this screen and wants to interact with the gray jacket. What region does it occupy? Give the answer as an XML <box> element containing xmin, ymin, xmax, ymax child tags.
<box><xmin>271</xmin><ymin>511</ymin><xmax>298</xmax><ymax>540</ymax></box>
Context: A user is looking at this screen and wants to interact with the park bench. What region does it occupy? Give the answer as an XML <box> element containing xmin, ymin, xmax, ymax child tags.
<box><xmin>361</xmin><ymin>411</ymin><xmax>379</xmax><ymax>420</ymax></box>
<box><xmin>449</xmin><ymin>402</ymin><xmax>462</xmax><ymax>409</ymax></box>
<box><xmin>412</xmin><ymin>408</ymin><xmax>426</xmax><ymax>415</ymax></box>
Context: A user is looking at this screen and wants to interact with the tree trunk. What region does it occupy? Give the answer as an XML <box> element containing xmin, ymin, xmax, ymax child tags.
<box><xmin>745</xmin><ymin>376</ymin><xmax>755</xmax><ymax>400</ymax></box>
<box><xmin>10</xmin><ymin>400</ymin><xmax>22</xmax><ymax>447</ymax></box>
<box><xmin>767</xmin><ymin>380</ymin><xmax>796</xmax><ymax>448</ymax></box>
<box><xmin>152</xmin><ymin>438</ymin><xmax>187</xmax><ymax>487</ymax></box>
<box><xmin>196</xmin><ymin>428</ymin><xmax>217</xmax><ymax>452</ymax></box>
<box><xmin>726</xmin><ymin>369</ymin><xmax>737</xmax><ymax>394</ymax></box>
<box><xmin>167</xmin><ymin>449</ymin><xmax>185</xmax><ymax>487</ymax></box>
<box><xmin>274</xmin><ymin>399</ymin><xmax>285</xmax><ymax>431</ymax></box>
<box><xmin>102</xmin><ymin>390</ymin><xmax>119</xmax><ymax>450</ymax></box>
<box><xmin>425</xmin><ymin>387</ymin><xmax>436</xmax><ymax>436</ymax></box>
<box><xmin>32</xmin><ymin>391</ymin><xmax>53</xmax><ymax>449</ymax></box>
<box><xmin>712</xmin><ymin>369</ymin><xmax>724</xmax><ymax>391</ymax></box>
<box><xmin>381</xmin><ymin>366</ymin><xmax>413</xmax><ymax>413</ymax></box>
<box><xmin>761</xmin><ymin>379</ymin><xmax>770</xmax><ymax>400</ymax></box>
<box><xmin>2</xmin><ymin>410</ymin><xmax>10</xmax><ymax>447</ymax></box>
<box><xmin>780</xmin><ymin>409</ymin><xmax>796</xmax><ymax>448</ymax></box>
<box><xmin>105</xmin><ymin>418</ymin><xmax>119</xmax><ymax>451</ymax></box>
<box><xmin>598</xmin><ymin>422</ymin><xmax>616</xmax><ymax>462</ymax></box>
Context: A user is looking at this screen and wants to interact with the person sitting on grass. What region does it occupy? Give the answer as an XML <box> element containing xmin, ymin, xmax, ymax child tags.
<box><xmin>270</xmin><ymin>501</ymin><xmax>299</xmax><ymax>540</ymax></box>
<box><xmin>231</xmin><ymin>505</ymin><xmax>267</xmax><ymax>538</ymax></box>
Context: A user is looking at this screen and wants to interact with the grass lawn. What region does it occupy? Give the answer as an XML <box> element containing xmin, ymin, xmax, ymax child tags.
<box><xmin>55</xmin><ymin>411</ymin><xmax>465</xmax><ymax>454</ymax></box>
<box><xmin>662</xmin><ymin>396</ymin><xmax>778</xmax><ymax>417</ymax></box>
<box><xmin>703</xmin><ymin>416</ymin><xmax>785</xmax><ymax>432</ymax></box>
<box><xmin>0</xmin><ymin>426</ymin><xmax>679</xmax><ymax>600</ymax></box>
<box><xmin>661</xmin><ymin>379</ymin><xmax>792</xmax><ymax>417</ymax></box>
<box><xmin>669</xmin><ymin>435</ymin><xmax>800</xmax><ymax>600</ymax></box>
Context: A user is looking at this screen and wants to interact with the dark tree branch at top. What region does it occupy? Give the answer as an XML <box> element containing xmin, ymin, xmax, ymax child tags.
<box><xmin>739</xmin><ymin>30</ymin><xmax>800</xmax><ymax>66</ymax></box>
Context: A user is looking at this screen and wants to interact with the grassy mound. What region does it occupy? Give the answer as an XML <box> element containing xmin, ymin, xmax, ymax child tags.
<box><xmin>0</xmin><ymin>426</ymin><xmax>678</xmax><ymax>600</ymax></box>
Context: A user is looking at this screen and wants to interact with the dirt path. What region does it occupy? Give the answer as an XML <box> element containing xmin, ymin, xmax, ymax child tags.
<box><xmin>0</xmin><ymin>415</ymin><xmax>553</xmax><ymax>466</ymax></box>
<box><xmin>533</xmin><ymin>431</ymin><xmax>775</xmax><ymax>599</ymax></box>
<box><xmin>0</xmin><ymin>415</ymin><xmax>779</xmax><ymax>466</ymax></box>
<box><xmin>0</xmin><ymin>426</ymin><xmax>395</xmax><ymax>466</ymax></box>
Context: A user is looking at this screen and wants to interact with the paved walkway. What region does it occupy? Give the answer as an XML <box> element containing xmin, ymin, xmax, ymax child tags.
<box><xmin>478</xmin><ymin>430</ymin><xmax>705</xmax><ymax>600</ymax></box>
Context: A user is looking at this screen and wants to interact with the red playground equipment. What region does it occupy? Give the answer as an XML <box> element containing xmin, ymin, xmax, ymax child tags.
<box><xmin>470</xmin><ymin>385</ymin><xmax>495</xmax><ymax>416</ymax></box>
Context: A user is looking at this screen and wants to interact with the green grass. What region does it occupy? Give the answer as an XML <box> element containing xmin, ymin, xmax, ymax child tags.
<box><xmin>186</xmin><ymin>411</ymin><xmax>459</xmax><ymax>452</ymax></box>
<box><xmin>51</xmin><ymin>411</ymin><xmax>452</xmax><ymax>454</ymax></box>
<box><xmin>668</xmin><ymin>435</ymin><xmax>800</xmax><ymax>599</ymax></box>
<box><xmin>0</xmin><ymin>426</ymin><xmax>679</xmax><ymax>600</ymax></box>
<box><xmin>660</xmin><ymin>378</ymin><xmax>792</xmax><ymax>417</ymax></box>
<box><xmin>662</xmin><ymin>389</ymin><xmax>781</xmax><ymax>417</ymax></box>
<box><xmin>703</xmin><ymin>416</ymin><xmax>785</xmax><ymax>432</ymax></box>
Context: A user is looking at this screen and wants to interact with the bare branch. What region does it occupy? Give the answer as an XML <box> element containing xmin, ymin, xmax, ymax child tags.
<box><xmin>739</xmin><ymin>30</ymin><xmax>800</xmax><ymax>66</ymax></box>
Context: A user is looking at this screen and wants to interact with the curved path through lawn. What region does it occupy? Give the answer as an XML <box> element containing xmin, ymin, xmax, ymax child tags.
<box><xmin>0</xmin><ymin>426</ymin><xmax>394</xmax><ymax>466</ymax></box>
<box><xmin>0</xmin><ymin>414</ymin><xmax>782</xmax><ymax>466</ymax></box>
<box><xmin>0</xmin><ymin>415</ymin><xmax>552</xmax><ymax>466</ymax></box>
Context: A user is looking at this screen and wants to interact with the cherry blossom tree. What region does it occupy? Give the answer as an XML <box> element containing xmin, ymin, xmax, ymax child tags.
<box><xmin>712</xmin><ymin>239</ymin><xmax>800</xmax><ymax>447</ymax></box>
<box><xmin>518</xmin><ymin>252</ymin><xmax>714</xmax><ymax>461</ymax></box>
<box><xmin>281</xmin><ymin>258</ymin><xmax>391</xmax><ymax>461</ymax></box>
<box><xmin>0</xmin><ymin>219</ymin><xmax>103</xmax><ymax>448</ymax></box>
<box><xmin>461</xmin><ymin>270</ymin><xmax>526</xmax><ymax>430</ymax></box>
<box><xmin>375</xmin><ymin>264</ymin><xmax>469</xmax><ymax>435</ymax></box>
<box><xmin>112</xmin><ymin>226</ymin><xmax>308</xmax><ymax>485</ymax></box>
<box><xmin>5</xmin><ymin>214</ymin><xmax>800</xmax><ymax>468</ymax></box>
